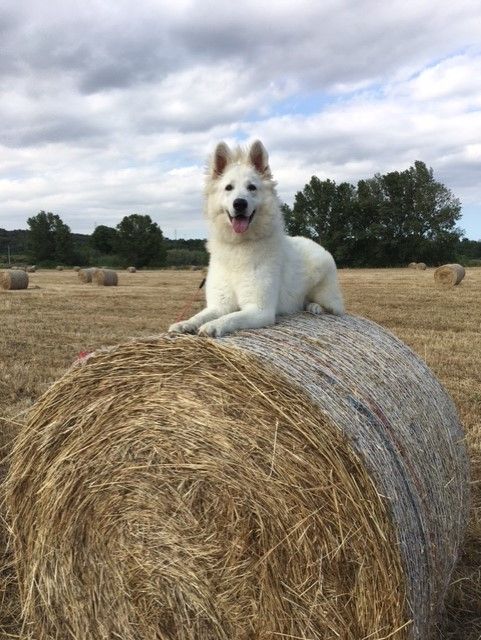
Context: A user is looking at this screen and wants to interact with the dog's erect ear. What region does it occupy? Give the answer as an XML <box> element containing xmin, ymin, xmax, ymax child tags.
<box><xmin>249</xmin><ymin>140</ymin><xmax>269</xmax><ymax>175</ymax></box>
<box><xmin>212</xmin><ymin>142</ymin><xmax>231</xmax><ymax>177</ymax></box>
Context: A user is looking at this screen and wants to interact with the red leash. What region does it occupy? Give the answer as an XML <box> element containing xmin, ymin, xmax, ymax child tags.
<box><xmin>174</xmin><ymin>276</ymin><xmax>206</xmax><ymax>323</ymax></box>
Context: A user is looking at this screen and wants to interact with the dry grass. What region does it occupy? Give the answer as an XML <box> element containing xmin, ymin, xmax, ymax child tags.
<box><xmin>1</xmin><ymin>266</ymin><xmax>480</xmax><ymax>638</ymax></box>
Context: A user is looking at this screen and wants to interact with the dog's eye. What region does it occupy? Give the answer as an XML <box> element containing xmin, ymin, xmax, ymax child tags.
<box><xmin>247</xmin><ymin>184</ymin><xmax>257</xmax><ymax>191</ymax></box>
<box><xmin>225</xmin><ymin>184</ymin><xmax>233</xmax><ymax>191</ymax></box>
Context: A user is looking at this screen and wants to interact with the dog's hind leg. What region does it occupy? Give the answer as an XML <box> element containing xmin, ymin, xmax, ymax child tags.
<box><xmin>305</xmin><ymin>301</ymin><xmax>324</xmax><ymax>315</ymax></box>
<box><xmin>307</xmin><ymin>270</ymin><xmax>344</xmax><ymax>316</ymax></box>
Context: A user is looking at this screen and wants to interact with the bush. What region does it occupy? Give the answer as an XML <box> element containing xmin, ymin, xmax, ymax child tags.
<box><xmin>165</xmin><ymin>249</ymin><xmax>208</xmax><ymax>267</ymax></box>
<box><xmin>461</xmin><ymin>258</ymin><xmax>481</xmax><ymax>267</ymax></box>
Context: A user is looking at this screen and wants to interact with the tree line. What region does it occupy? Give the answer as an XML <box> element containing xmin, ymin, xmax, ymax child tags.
<box><xmin>10</xmin><ymin>212</ymin><xmax>207</xmax><ymax>268</ymax></box>
<box><xmin>1</xmin><ymin>160</ymin><xmax>480</xmax><ymax>268</ymax></box>
<box><xmin>282</xmin><ymin>160</ymin><xmax>468</xmax><ymax>267</ymax></box>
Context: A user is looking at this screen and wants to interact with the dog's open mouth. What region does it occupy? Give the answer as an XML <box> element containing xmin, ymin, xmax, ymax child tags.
<box><xmin>228</xmin><ymin>211</ymin><xmax>256</xmax><ymax>234</ymax></box>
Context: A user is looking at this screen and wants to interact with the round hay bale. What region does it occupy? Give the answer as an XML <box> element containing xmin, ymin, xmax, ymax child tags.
<box><xmin>78</xmin><ymin>268</ymin><xmax>99</xmax><ymax>283</ymax></box>
<box><xmin>0</xmin><ymin>270</ymin><xmax>29</xmax><ymax>290</ymax></box>
<box><xmin>5</xmin><ymin>314</ymin><xmax>468</xmax><ymax>640</ymax></box>
<box><xmin>26</xmin><ymin>265</ymin><xmax>36</xmax><ymax>273</ymax></box>
<box><xmin>94</xmin><ymin>269</ymin><xmax>118</xmax><ymax>286</ymax></box>
<box><xmin>73</xmin><ymin>266</ymin><xmax>81</xmax><ymax>272</ymax></box>
<box><xmin>434</xmin><ymin>263</ymin><xmax>465</xmax><ymax>288</ymax></box>
<box><xmin>78</xmin><ymin>268</ymin><xmax>93</xmax><ymax>283</ymax></box>
<box><xmin>415</xmin><ymin>262</ymin><xmax>427</xmax><ymax>270</ymax></box>
<box><xmin>408</xmin><ymin>262</ymin><xmax>417</xmax><ymax>269</ymax></box>
<box><xmin>56</xmin><ymin>266</ymin><xmax>64</xmax><ymax>271</ymax></box>
<box><xmin>127</xmin><ymin>266</ymin><xmax>136</xmax><ymax>273</ymax></box>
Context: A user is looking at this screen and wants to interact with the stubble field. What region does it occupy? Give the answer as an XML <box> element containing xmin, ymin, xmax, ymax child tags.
<box><xmin>1</xmin><ymin>267</ymin><xmax>480</xmax><ymax>638</ymax></box>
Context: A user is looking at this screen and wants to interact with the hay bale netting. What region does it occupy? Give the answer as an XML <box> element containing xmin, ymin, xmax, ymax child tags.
<box><xmin>415</xmin><ymin>262</ymin><xmax>427</xmax><ymax>270</ymax></box>
<box><xmin>5</xmin><ymin>314</ymin><xmax>468</xmax><ymax>640</ymax></box>
<box><xmin>0</xmin><ymin>270</ymin><xmax>28</xmax><ymax>290</ymax></box>
<box><xmin>434</xmin><ymin>263</ymin><xmax>466</xmax><ymax>288</ymax></box>
<box><xmin>94</xmin><ymin>268</ymin><xmax>118</xmax><ymax>286</ymax></box>
<box><xmin>408</xmin><ymin>262</ymin><xmax>417</xmax><ymax>269</ymax></box>
<box><xmin>127</xmin><ymin>266</ymin><xmax>136</xmax><ymax>273</ymax></box>
<box><xmin>78</xmin><ymin>267</ymin><xmax>98</xmax><ymax>283</ymax></box>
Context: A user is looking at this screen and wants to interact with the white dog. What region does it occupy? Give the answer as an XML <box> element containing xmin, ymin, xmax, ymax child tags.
<box><xmin>169</xmin><ymin>140</ymin><xmax>344</xmax><ymax>338</ymax></box>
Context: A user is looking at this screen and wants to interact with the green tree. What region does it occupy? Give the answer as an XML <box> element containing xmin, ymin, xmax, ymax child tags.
<box><xmin>91</xmin><ymin>225</ymin><xmax>118</xmax><ymax>254</ymax></box>
<box><xmin>27</xmin><ymin>211</ymin><xmax>74</xmax><ymax>264</ymax></box>
<box><xmin>291</xmin><ymin>177</ymin><xmax>337</xmax><ymax>244</ymax></box>
<box><xmin>289</xmin><ymin>178</ymin><xmax>356</xmax><ymax>261</ymax></box>
<box><xmin>458</xmin><ymin>238</ymin><xmax>481</xmax><ymax>259</ymax></box>
<box><xmin>376</xmin><ymin>161</ymin><xmax>462</xmax><ymax>265</ymax></box>
<box><xmin>27</xmin><ymin>211</ymin><xmax>55</xmax><ymax>262</ymax></box>
<box><xmin>116</xmin><ymin>214</ymin><xmax>166</xmax><ymax>267</ymax></box>
<box><xmin>54</xmin><ymin>216</ymin><xmax>74</xmax><ymax>264</ymax></box>
<box><xmin>289</xmin><ymin>161</ymin><xmax>462</xmax><ymax>267</ymax></box>
<box><xmin>281</xmin><ymin>202</ymin><xmax>312</xmax><ymax>237</ymax></box>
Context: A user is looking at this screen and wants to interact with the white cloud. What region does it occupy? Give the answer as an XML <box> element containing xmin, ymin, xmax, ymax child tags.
<box><xmin>0</xmin><ymin>0</ymin><xmax>480</xmax><ymax>238</ymax></box>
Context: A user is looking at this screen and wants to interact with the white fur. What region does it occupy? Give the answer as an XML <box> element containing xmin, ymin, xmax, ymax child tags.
<box><xmin>169</xmin><ymin>140</ymin><xmax>344</xmax><ymax>338</ymax></box>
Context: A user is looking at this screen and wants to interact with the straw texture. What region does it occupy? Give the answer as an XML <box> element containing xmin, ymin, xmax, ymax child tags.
<box><xmin>5</xmin><ymin>314</ymin><xmax>468</xmax><ymax>640</ymax></box>
<box><xmin>95</xmin><ymin>268</ymin><xmax>118</xmax><ymax>286</ymax></box>
<box><xmin>0</xmin><ymin>270</ymin><xmax>28</xmax><ymax>290</ymax></box>
<box><xmin>434</xmin><ymin>264</ymin><xmax>466</xmax><ymax>288</ymax></box>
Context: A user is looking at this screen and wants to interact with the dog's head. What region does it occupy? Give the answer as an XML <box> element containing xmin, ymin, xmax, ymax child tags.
<box><xmin>204</xmin><ymin>140</ymin><xmax>282</xmax><ymax>243</ymax></box>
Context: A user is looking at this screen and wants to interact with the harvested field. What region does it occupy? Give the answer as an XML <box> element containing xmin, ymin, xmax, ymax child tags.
<box><xmin>1</xmin><ymin>266</ymin><xmax>480</xmax><ymax>639</ymax></box>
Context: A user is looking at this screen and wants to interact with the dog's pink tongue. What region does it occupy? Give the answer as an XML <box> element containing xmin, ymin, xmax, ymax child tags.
<box><xmin>232</xmin><ymin>216</ymin><xmax>250</xmax><ymax>234</ymax></box>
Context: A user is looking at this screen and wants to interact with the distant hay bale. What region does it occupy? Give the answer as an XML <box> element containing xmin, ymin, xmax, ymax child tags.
<box><xmin>5</xmin><ymin>314</ymin><xmax>468</xmax><ymax>640</ymax></box>
<box><xmin>56</xmin><ymin>266</ymin><xmax>64</xmax><ymax>271</ymax></box>
<box><xmin>127</xmin><ymin>266</ymin><xmax>136</xmax><ymax>273</ymax></box>
<box><xmin>415</xmin><ymin>262</ymin><xmax>427</xmax><ymax>270</ymax></box>
<box><xmin>94</xmin><ymin>269</ymin><xmax>118</xmax><ymax>286</ymax></box>
<box><xmin>408</xmin><ymin>262</ymin><xmax>417</xmax><ymax>269</ymax></box>
<box><xmin>78</xmin><ymin>268</ymin><xmax>99</xmax><ymax>283</ymax></box>
<box><xmin>0</xmin><ymin>270</ymin><xmax>28</xmax><ymax>290</ymax></box>
<box><xmin>73</xmin><ymin>266</ymin><xmax>81</xmax><ymax>272</ymax></box>
<box><xmin>26</xmin><ymin>266</ymin><xmax>36</xmax><ymax>273</ymax></box>
<box><xmin>434</xmin><ymin>264</ymin><xmax>465</xmax><ymax>288</ymax></box>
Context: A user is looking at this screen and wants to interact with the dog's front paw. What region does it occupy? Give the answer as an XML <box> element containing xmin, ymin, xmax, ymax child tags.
<box><xmin>168</xmin><ymin>320</ymin><xmax>198</xmax><ymax>334</ymax></box>
<box><xmin>198</xmin><ymin>320</ymin><xmax>226</xmax><ymax>338</ymax></box>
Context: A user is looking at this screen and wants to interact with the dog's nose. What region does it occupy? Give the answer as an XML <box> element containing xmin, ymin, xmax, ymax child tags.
<box><xmin>233</xmin><ymin>198</ymin><xmax>248</xmax><ymax>213</ymax></box>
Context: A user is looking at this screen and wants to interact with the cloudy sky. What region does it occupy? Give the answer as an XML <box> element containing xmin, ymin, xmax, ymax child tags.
<box><xmin>1</xmin><ymin>0</ymin><xmax>480</xmax><ymax>239</ymax></box>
